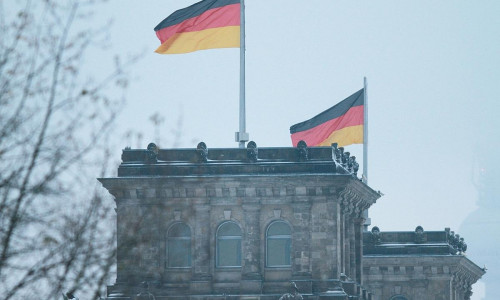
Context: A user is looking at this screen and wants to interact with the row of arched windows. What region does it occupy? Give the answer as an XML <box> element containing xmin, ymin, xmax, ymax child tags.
<box><xmin>166</xmin><ymin>221</ymin><xmax>291</xmax><ymax>268</ymax></box>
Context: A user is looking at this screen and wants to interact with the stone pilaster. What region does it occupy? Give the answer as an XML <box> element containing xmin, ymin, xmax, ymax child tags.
<box><xmin>353</xmin><ymin>217</ymin><xmax>365</xmax><ymax>284</ymax></box>
<box><xmin>332</xmin><ymin>201</ymin><xmax>342</xmax><ymax>280</ymax></box>
<box><xmin>119</xmin><ymin>203</ymin><xmax>144</xmax><ymax>283</ymax></box>
<box><xmin>310</xmin><ymin>198</ymin><xmax>343</xmax><ymax>294</ymax></box>
<box><xmin>339</xmin><ymin>211</ymin><xmax>346</xmax><ymax>275</ymax></box>
<box><xmin>348</xmin><ymin>214</ymin><xmax>357</xmax><ymax>280</ymax></box>
<box><xmin>292</xmin><ymin>202</ymin><xmax>312</xmax><ymax>278</ymax></box>
<box><xmin>339</xmin><ymin>188</ymin><xmax>351</xmax><ymax>277</ymax></box>
<box><xmin>241</xmin><ymin>203</ymin><xmax>262</xmax><ymax>293</ymax></box>
<box><xmin>344</xmin><ymin>213</ymin><xmax>351</xmax><ymax>278</ymax></box>
<box><xmin>193</xmin><ymin>201</ymin><xmax>211</xmax><ymax>281</ymax></box>
<box><xmin>339</xmin><ymin>187</ymin><xmax>366</xmax><ymax>283</ymax></box>
<box><xmin>115</xmin><ymin>203</ymin><xmax>127</xmax><ymax>283</ymax></box>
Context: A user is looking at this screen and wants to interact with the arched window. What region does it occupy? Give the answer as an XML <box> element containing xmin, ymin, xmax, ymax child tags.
<box><xmin>216</xmin><ymin>222</ymin><xmax>242</xmax><ymax>267</ymax></box>
<box><xmin>266</xmin><ymin>221</ymin><xmax>292</xmax><ymax>267</ymax></box>
<box><xmin>390</xmin><ymin>296</ymin><xmax>409</xmax><ymax>300</ymax></box>
<box><xmin>167</xmin><ymin>223</ymin><xmax>191</xmax><ymax>268</ymax></box>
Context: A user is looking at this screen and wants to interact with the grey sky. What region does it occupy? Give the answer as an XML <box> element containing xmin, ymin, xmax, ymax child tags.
<box><xmin>89</xmin><ymin>1</ymin><xmax>499</xmax><ymax>298</ymax></box>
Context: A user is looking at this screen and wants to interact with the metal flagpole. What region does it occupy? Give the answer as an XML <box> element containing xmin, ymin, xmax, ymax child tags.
<box><xmin>236</xmin><ymin>0</ymin><xmax>249</xmax><ymax>148</ymax></box>
<box><xmin>362</xmin><ymin>76</ymin><xmax>371</xmax><ymax>231</ymax></box>
<box><xmin>363</xmin><ymin>77</ymin><xmax>368</xmax><ymax>183</ymax></box>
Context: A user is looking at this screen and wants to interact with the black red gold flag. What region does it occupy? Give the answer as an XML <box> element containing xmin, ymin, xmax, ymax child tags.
<box><xmin>290</xmin><ymin>89</ymin><xmax>364</xmax><ymax>147</ymax></box>
<box><xmin>154</xmin><ymin>0</ymin><xmax>240</xmax><ymax>54</ymax></box>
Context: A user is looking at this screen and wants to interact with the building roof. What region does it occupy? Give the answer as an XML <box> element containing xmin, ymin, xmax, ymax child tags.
<box><xmin>363</xmin><ymin>227</ymin><xmax>486</xmax><ymax>284</ymax></box>
<box><xmin>363</xmin><ymin>227</ymin><xmax>470</xmax><ymax>256</ymax></box>
<box><xmin>117</xmin><ymin>142</ymin><xmax>365</xmax><ymax>179</ymax></box>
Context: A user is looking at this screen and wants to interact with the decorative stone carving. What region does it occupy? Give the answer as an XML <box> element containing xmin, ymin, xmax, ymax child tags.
<box><xmin>451</xmin><ymin>269</ymin><xmax>476</xmax><ymax>300</ymax></box>
<box><xmin>370</xmin><ymin>226</ymin><xmax>381</xmax><ymax>245</ymax></box>
<box><xmin>196</xmin><ymin>142</ymin><xmax>208</xmax><ymax>163</ymax></box>
<box><xmin>332</xmin><ymin>143</ymin><xmax>341</xmax><ymax>164</ymax></box>
<box><xmin>454</xmin><ymin>234</ymin><xmax>461</xmax><ymax>249</ymax></box>
<box><xmin>174</xmin><ymin>210</ymin><xmax>181</xmax><ymax>221</ymax></box>
<box><xmin>63</xmin><ymin>292</ymin><xmax>78</xmax><ymax>300</ymax></box>
<box><xmin>297</xmin><ymin>140</ymin><xmax>308</xmax><ymax>161</ymax></box>
<box><xmin>145</xmin><ymin>143</ymin><xmax>158</xmax><ymax>164</ymax></box>
<box><xmin>338</xmin><ymin>188</ymin><xmax>351</xmax><ymax>214</ymax></box>
<box><xmin>414</xmin><ymin>226</ymin><xmax>426</xmax><ymax>244</ymax></box>
<box><xmin>350</xmin><ymin>156</ymin><xmax>359</xmax><ymax>177</ymax></box>
<box><xmin>459</xmin><ymin>237</ymin><xmax>468</xmax><ymax>253</ymax></box>
<box><xmin>449</xmin><ymin>231</ymin><xmax>457</xmax><ymax>248</ymax></box>
<box><xmin>338</xmin><ymin>187</ymin><xmax>366</xmax><ymax>219</ymax></box>
<box><xmin>247</xmin><ymin>141</ymin><xmax>258</xmax><ymax>162</ymax></box>
<box><xmin>279</xmin><ymin>282</ymin><xmax>303</xmax><ymax>300</ymax></box>
<box><xmin>465</xmin><ymin>286</ymin><xmax>473</xmax><ymax>300</ymax></box>
<box><xmin>342</xmin><ymin>151</ymin><xmax>350</xmax><ymax>169</ymax></box>
<box><xmin>134</xmin><ymin>282</ymin><xmax>156</xmax><ymax>300</ymax></box>
<box><xmin>447</xmin><ymin>231</ymin><xmax>467</xmax><ymax>254</ymax></box>
<box><xmin>339</xmin><ymin>147</ymin><xmax>345</xmax><ymax>166</ymax></box>
<box><xmin>346</xmin><ymin>152</ymin><xmax>353</xmax><ymax>173</ymax></box>
<box><xmin>223</xmin><ymin>210</ymin><xmax>231</xmax><ymax>220</ymax></box>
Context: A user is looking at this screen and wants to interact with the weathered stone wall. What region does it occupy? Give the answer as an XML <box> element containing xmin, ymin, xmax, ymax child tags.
<box><xmin>100</xmin><ymin>145</ymin><xmax>380</xmax><ymax>299</ymax></box>
<box><xmin>101</xmin><ymin>173</ymin><xmax>375</xmax><ymax>298</ymax></box>
<box><xmin>363</xmin><ymin>255</ymin><xmax>483</xmax><ymax>300</ymax></box>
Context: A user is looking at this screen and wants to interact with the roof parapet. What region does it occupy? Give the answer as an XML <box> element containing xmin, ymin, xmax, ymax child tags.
<box><xmin>364</xmin><ymin>226</ymin><xmax>469</xmax><ymax>256</ymax></box>
<box><xmin>118</xmin><ymin>140</ymin><xmax>363</xmax><ymax>179</ymax></box>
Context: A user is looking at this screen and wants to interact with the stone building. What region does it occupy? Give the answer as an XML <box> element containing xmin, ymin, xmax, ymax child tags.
<box><xmin>363</xmin><ymin>227</ymin><xmax>485</xmax><ymax>300</ymax></box>
<box><xmin>99</xmin><ymin>142</ymin><xmax>484</xmax><ymax>299</ymax></box>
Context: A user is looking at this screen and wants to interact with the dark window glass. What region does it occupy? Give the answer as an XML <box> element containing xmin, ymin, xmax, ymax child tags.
<box><xmin>167</xmin><ymin>223</ymin><xmax>191</xmax><ymax>268</ymax></box>
<box><xmin>216</xmin><ymin>222</ymin><xmax>242</xmax><ymax>267</ymax></box>
<box><xmin>218</xmin><ymin>222</ymin><xmax>241</xmax><ymax>236</ymax></box>
<box><xmin>266</xmin><ymin>221</ymin><xmax>292</xmax><ymax>267</ymax></box>
<box><xmin>268</xmin><ymin>221</ymin><xmax>292</xmax><ymax>235</ymax></box>
<box><xmin>169</xmin><ymin>223</ymin><xmax>190</xmax><ymax>237</ymax></box>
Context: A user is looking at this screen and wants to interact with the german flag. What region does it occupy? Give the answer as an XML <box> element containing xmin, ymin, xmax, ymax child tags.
<box><xmin>154</xmin><ymin>0</ymin><xmax>240</xmax><ymax>54</ymax></box>
<box><xmin>290</xmin><ymin>89</ymin><xmax>364</xmax><ymax>147</ymax></box>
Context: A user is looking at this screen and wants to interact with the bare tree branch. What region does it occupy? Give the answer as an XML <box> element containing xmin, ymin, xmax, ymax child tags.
<box><xmin>0</xmin><ymin>1</ymin><xmax>139</xmax><ymax>299</ymax></box>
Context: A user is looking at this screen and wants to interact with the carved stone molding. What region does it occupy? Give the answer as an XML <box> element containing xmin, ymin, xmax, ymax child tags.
<box><xmin>451</xmin><ymin>266</ymin><xmax>477</xmax><ymax>299</ymax></box>
<box><xmin>338</xmin><ymin>188</ymin><xmax>365</xmax><ymax>219</ymax></box>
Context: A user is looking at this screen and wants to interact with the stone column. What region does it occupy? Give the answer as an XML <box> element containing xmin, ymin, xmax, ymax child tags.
<box><xmin>192</xmin><ymin>200</ymin><xmax>211</xmax><ymax>292</ymax></box>
<box><xmin>339</xmin><ymin>191</ymin><xmax>350</xmax><ymax>277</ymax></box>
<box><xmin>339</xmin><ymin>204</ymin><xmax>345</xmax><ymax>278</ymax></box>
<box><xmin>115</xmin><ymin>203</ymin><xmax>128</xmax><ymax>284</ymax></box>
<box><xmin>292</xmin><ymin>202</ymin><xmax>312</xmax><ymax>279</ymax></box>
<box><xmin>348</xmin><ymin>215</ymin><xmax>356</xmax><ymax>281</ymax></box>
<box><xmin>332</xmin><ymin>201</ymin><xmax>342</xmax><ymax>280</ymax></box>
<box><xmin>343</xmin><ymin>213</ymin><xmax>351</xmax><ymax>278</ymax></box>
<box><xmin>448</xmin><ymin>277</ymin><xmax>454</xmax><ymax>300</ymax></box>
<box><xmin>353</xmin><ymin>216</ymin><xmax>365</xmax><ymax>284</ymax></box>
<box><xmin>241</xmin><ymin>203</ymin><xmax>262</xmax><ymax>293</ymax></box>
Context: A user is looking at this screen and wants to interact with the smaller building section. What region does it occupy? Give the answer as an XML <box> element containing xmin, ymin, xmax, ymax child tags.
<box><xmin>363</xmin><ymin>227</ymin><xmax>485</xmax><ymax>300</ymax></box>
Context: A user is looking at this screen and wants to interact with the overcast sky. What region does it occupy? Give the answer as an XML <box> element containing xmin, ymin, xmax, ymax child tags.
<box><xmin>86</xmin><ymin>1</ymin><xmax>500</xmax><ymax>298</ymax></box>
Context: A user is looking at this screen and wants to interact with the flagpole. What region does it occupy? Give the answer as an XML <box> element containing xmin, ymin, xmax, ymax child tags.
<box><xmin>363</xmin><ymin>77</ymin><xmax>368</xmax><ymax>183</ymax></box>
<box><xmin>236</xmin><ymin>0</ymin><xmax>249</xmax><ymax>148</ymax></box>
<box><xmin>363</xmin><ymin>76</ymin><xmax>371</xmax><ymax>231</ymax></box>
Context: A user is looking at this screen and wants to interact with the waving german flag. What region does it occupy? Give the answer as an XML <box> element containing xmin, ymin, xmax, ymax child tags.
<box><xmin>154</xmin><ymin>0</ymin><xmax>240</xmax><ymax>54</ymax></box>
<box><xmin>290</xmin><ymin>89</ymin><xmax>365</xmax><ymax>147</ymax></box>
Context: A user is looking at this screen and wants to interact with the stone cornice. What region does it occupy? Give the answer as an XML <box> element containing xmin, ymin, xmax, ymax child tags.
<box><xmin>98</xmin><ymin>175</ymin><xmax>380</xmax><ymax>206</ymax></box>
<box><xmin>454</xmin><ymin>255</ymin><xmax>486</xmax><ymax>283</ymax></box>
<box><xmin>363</xmin><ymin>255</ymin><xmax>485</xmax><ymax>285</ymax></box>
<box><xmin>338</xmin><ymin>182</ymin><xmax>380</xmax><ymax>218</ymax></box>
